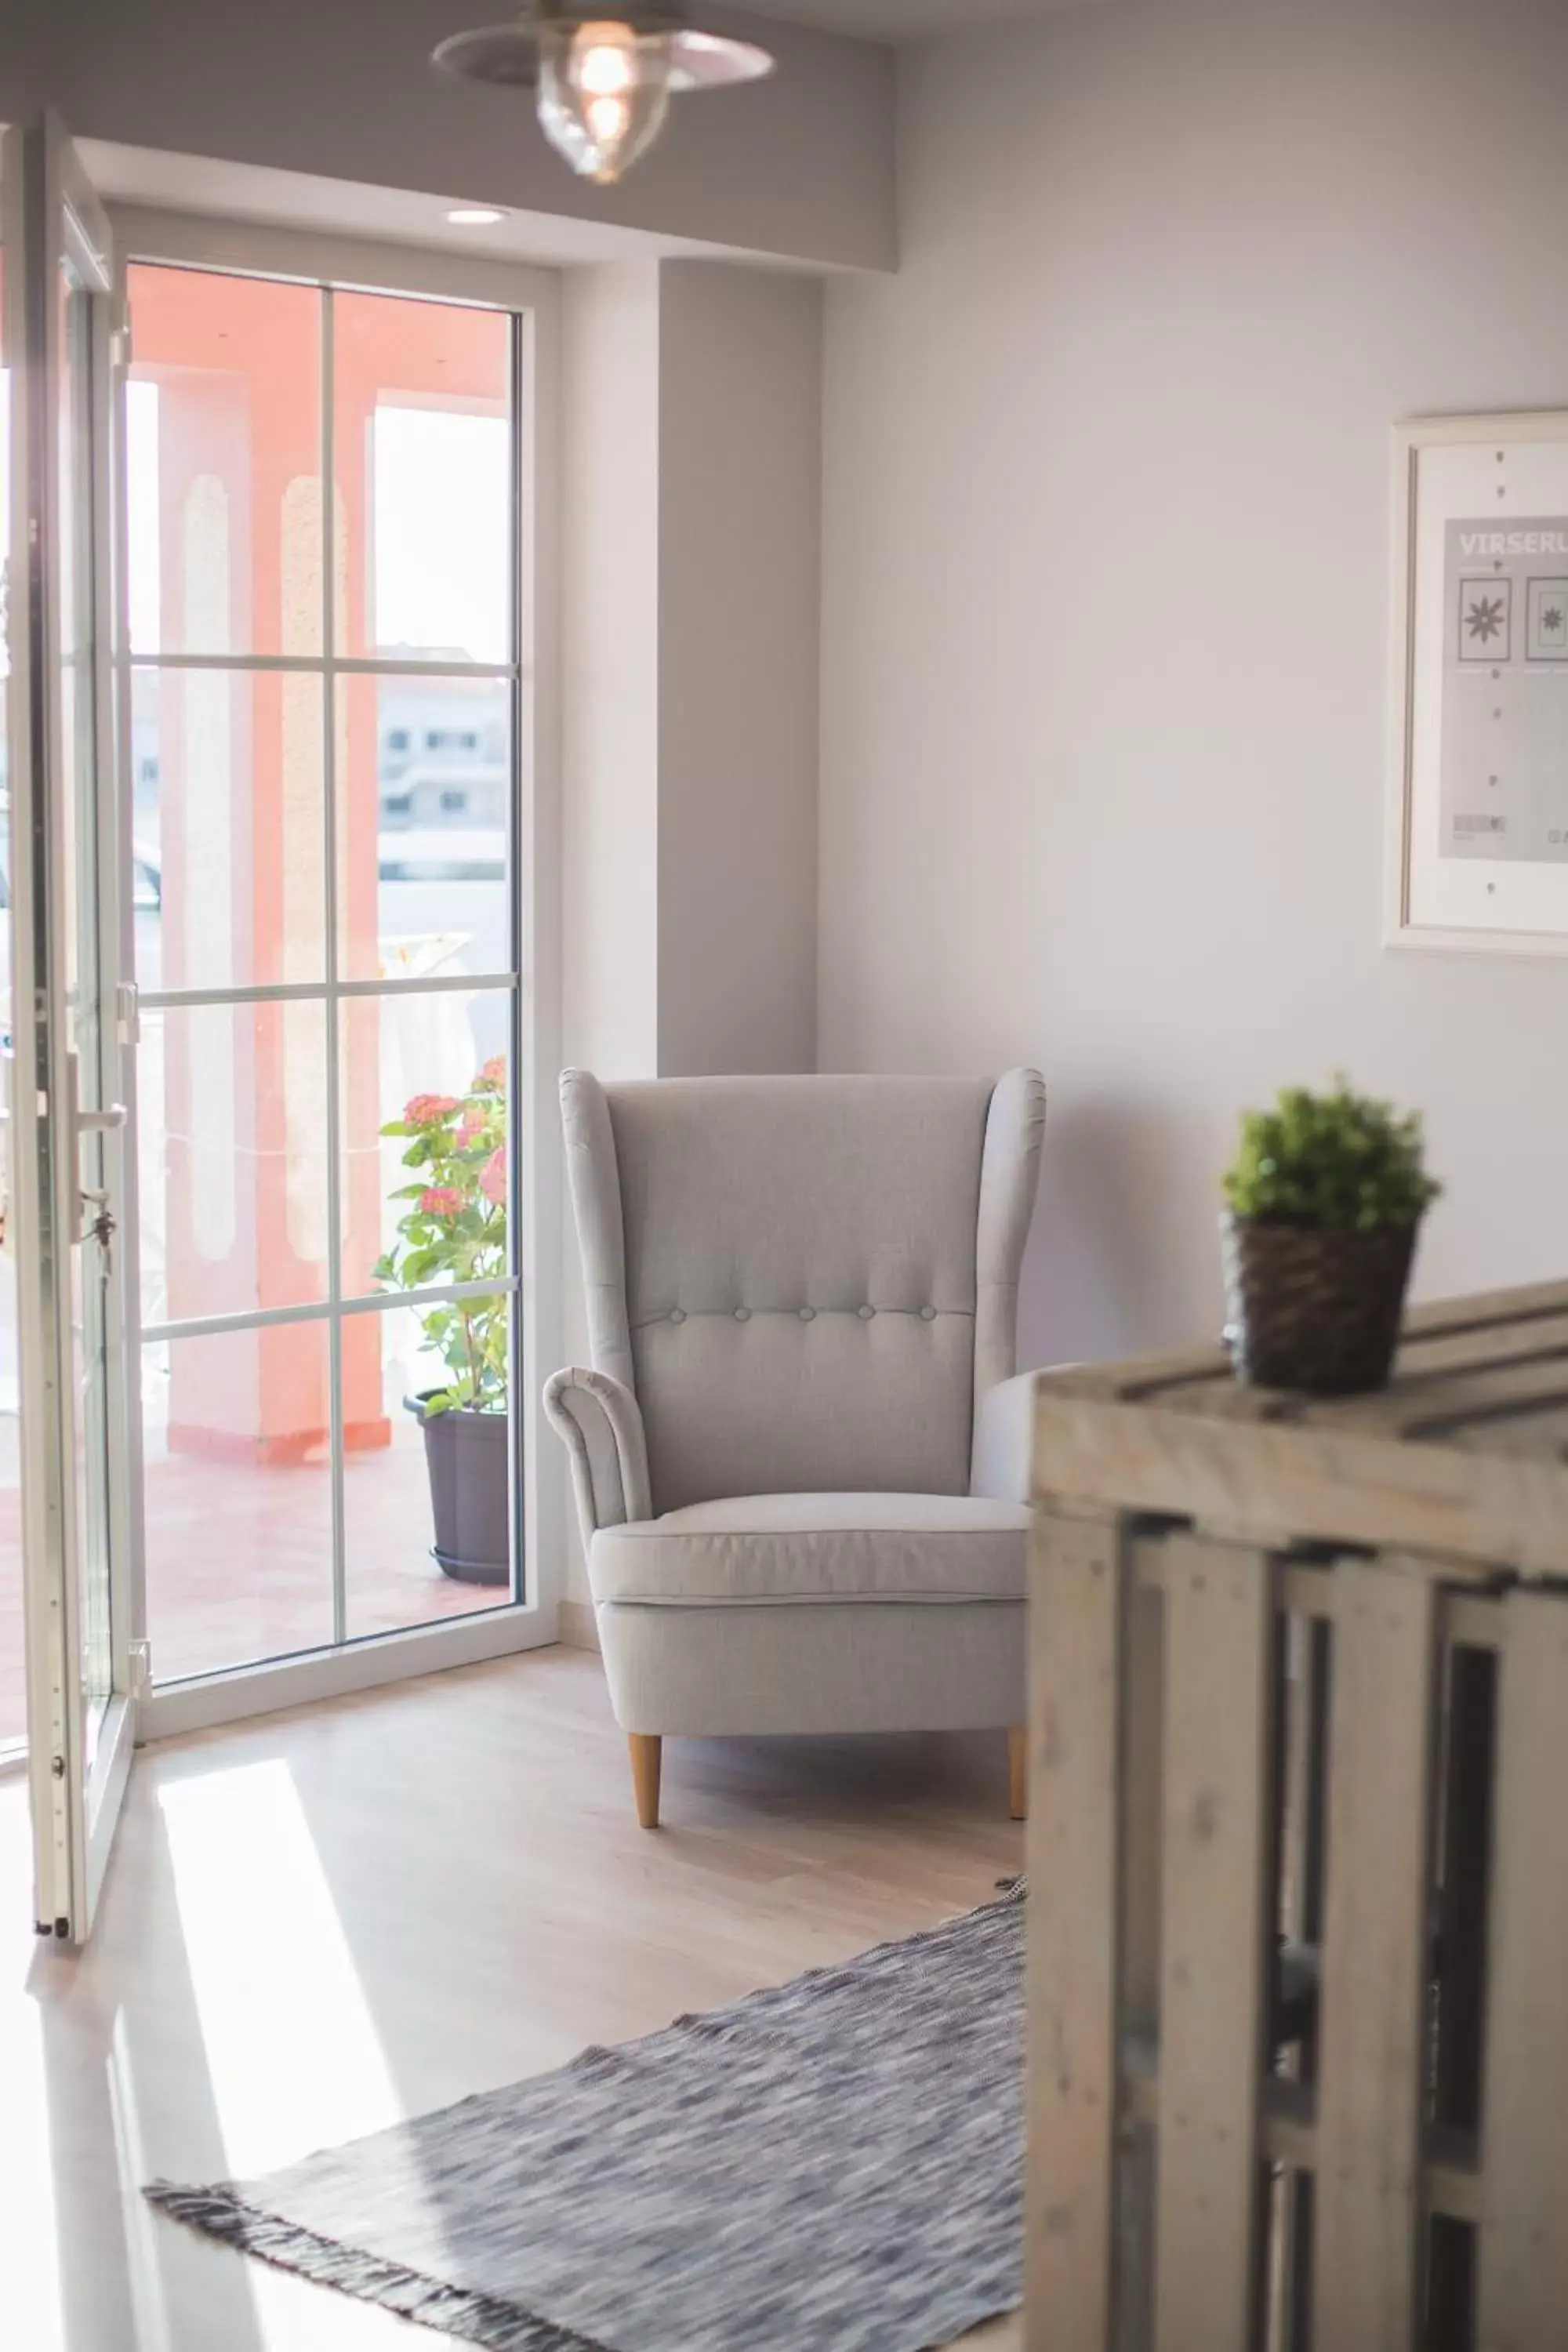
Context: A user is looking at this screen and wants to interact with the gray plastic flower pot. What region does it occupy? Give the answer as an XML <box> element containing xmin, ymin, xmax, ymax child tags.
<box><xmin>405</xmin><ymin>1392</ymin><xmax>515</xmax><ymax>1587</ymax></box>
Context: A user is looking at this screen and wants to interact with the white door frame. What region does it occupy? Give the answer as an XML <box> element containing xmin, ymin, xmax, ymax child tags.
<box><xmin>6</xmin><ymin>115</ymin><xmax>138</xmax><ymax>1936</ymax></box>
<box><xmin>106</xmin><ymin>209</ymin><xmax>564</xmax><ymax>1744</ymax></box>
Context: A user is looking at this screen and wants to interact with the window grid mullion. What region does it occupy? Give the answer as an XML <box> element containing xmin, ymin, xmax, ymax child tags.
<box><xmin>506</xmin><ymin>308</ymin><xmax>526</xmax><ymax>1603</ymax></box>
<box><xmin>321</xmin><ymin>281</ymin><xmax>348</xmax><ymax>1649</ymax></box>
<box><xmin>140</xmin><ymin>970</ymin><xmax>523</xmax><ymax>1011</ymax></box>
<box><xmin>141</xmin><ymin>1276</ymin><xmax>521</xmax><ymax>1350</ymax></box>
<box><xmin>125</xmin><ymin>652</ymin><xmax>522</xmax><ymax>680</ymax></box>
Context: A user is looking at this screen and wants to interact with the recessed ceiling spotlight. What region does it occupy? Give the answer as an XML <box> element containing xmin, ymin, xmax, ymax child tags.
<box><xmin>446</xmin><ymin>205</ymin><xmax>507</xmax><ymax>225</ymax></box>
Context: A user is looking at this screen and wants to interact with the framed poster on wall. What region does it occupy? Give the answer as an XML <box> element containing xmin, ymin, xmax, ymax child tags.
<box><xmin>1388</xmin><ymin>410</ymin><xmax>1568</xmax><ymax>956</ymax></box>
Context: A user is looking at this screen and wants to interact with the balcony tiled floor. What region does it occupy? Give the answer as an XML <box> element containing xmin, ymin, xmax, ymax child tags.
<box><xmin>0</xmin><ymin>1407</ymin><xmax>505</xmax><ymax>1751</ymax></box>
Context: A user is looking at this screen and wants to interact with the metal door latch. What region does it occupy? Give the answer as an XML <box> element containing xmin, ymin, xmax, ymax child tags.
<box><xmin>82</xmin><ymin>1185</ymin><xmax>115</xmax><ymax>1275</ymax></box>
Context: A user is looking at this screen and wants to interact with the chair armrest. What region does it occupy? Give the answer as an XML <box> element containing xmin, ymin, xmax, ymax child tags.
<box><xmin>543</xmin><ymin>1367</ymin><xmax>652</xmax><ymax>1548</ymax></box>
<box><xmin>970</xmin><ymin>1369</ymin><xmax>1044</xmax><ymax>1504</ymax></box>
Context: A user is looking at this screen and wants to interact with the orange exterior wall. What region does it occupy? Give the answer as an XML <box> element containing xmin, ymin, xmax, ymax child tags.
<box><xmin>129</xmin><ymin>267</ymin><xmax>508</xmax><ymax>1464</ymax></box>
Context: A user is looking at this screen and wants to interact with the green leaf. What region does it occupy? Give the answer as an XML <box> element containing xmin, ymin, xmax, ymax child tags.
<box><xmin>1222</xmin><ymin>1074</ymin><xmax>1441</xmax><ymax>1232</ymax></box>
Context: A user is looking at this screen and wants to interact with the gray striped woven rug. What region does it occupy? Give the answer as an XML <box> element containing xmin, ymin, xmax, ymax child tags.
<box><xmin>147</xmin><ymin>1881</ymin><xmax>1025</xmax><ymax>2352</ymax></box>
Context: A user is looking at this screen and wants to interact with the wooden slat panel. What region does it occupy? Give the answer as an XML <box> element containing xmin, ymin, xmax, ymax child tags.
<box><xmin>1314</xmin><ymin>1354</ymin><xmax>1568</xmax><ymax>1439</ymax></box>
<box><xmin>1401</xmin><ymin>1277</ymin><xmax>1568</xmax><ymax>1338</ymax></box>
<box><xmin>1036</xmin><ymin>1344</ymin><xmax>1231</xmax><ymax>1403</ymax></box>
<box><xmin>1396</xmin><ymin>1308</ymin><xmax>1568</xmax><ymax>1380</ymax></box>
<box><xmin>1160</xmin><ymin>1378</ymin><xmax>1301</xmax><ymax>1423</ymax></box>
<box><xmin>1025</xmin><ymin>1509</ymin><xmax>1127</xmax><ymax>2352</ymax></box>
<box><xmin>1274</xmin><ymin>1562</ymin><xmax>1503</xmax><ymax>1653</ymax></box>
<box><xmin>1450</xmin><ymin>1401</ymin><xmax>1568</xmax><ymax>1459</ymax></box>
<box><xmin>1036</xmin><ymin>1282</ymin><xmax>1568</xmax><ymax>1412</ymax></box>
<box><xmin>1033</xmin><ymin>1388</ymin><xmax>1568</xmax><ymax>1574</ymax></box>
<box><xmin>1313</xmin><ymin>1559</ymin><xmax>1439</xmax><ymax>2350</ymax></box>
<box><xmin>1476</xmin><ymin>1589</ymin><xmax>1568</xmax><ymax>2352</ymax></box>
<box><xmin>1153</xmin><ymin>1537</ymin><xmax>1273</xmax><ymax>2352</ymax></box>
<box><xmin>1447</xmin><ymin>1592</ymin><xmax>1504</xmax><ymax>1650</ymax></box>
<box><xmin>1127</xmin><ymin>2074</ymin><xmax>1485</xmax><ymax>2223</ymax></box>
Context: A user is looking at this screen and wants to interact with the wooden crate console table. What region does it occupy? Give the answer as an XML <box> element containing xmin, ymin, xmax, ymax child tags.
<box><xmin>1024</xmin><ymin>1279</ymin><xmax>1568</xmax><ymax>2352</ymax></box>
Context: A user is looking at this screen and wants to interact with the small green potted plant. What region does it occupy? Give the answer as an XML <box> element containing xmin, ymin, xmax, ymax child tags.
<box><xmin>1221</xmin><ymin>1076</ymin><xmax>1441</xmax><ymax>1395</ymax></box>
<box><xmin>376</xmin><ymin>1055</ymin><xmax>514</xmax><ymax>1586</ymax></box>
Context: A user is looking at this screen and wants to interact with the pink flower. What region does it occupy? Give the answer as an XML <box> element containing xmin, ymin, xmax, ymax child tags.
<box><xmin>477</xmin><ymin>1055</ymin><xmax>506</xmax><ymax>1090</ymax></box>
<box><xmin>456</xmin><ymin>1110</ymin><xmax>485</xmax><ymax>1148</ymax></box>
<box><xmin>419</xmin><ymin>1186</ymin><xmax>463</xmax><ymax>1216</ymax></box>
<box><xmin>480</xmin><ymin>1148</ymin><xmax>506</xmax><ymax>1207</ymax></box>
<box><xmin>405</xmin><ymin>1093</ymin><xmax>459</xmax><ymax>1129</ymax></box>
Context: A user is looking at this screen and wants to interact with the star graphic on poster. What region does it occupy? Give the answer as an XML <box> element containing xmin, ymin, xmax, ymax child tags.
<box><xmin>1544</xmin><ymin>606</ymin><xmax>1566</xmax><ymax>636</ymax></box>
<box><xmin>1465</xmin><ymin>594</ymin><xmax>1508</xmax><ymax>644</ymax></box>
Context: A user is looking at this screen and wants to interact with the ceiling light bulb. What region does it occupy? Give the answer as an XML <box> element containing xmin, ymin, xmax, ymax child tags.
<box><xmin>587</xmin><ymin>94</ymin><xmax>630</xmax><ymax>140</ymax></box>
<box><xmin>536</xmin><ymin>17</ymin><xmax>673</xmax><ymax>184</ymax></box>
<box><xmin>433</xmin><ymin>8</ymin><xmax>777</xmax><ymax>191</ymax></box>
<box><xmin>579</xmin><ymin>36</ymin><xmax>635</xmax><ymax>95</ymax></box>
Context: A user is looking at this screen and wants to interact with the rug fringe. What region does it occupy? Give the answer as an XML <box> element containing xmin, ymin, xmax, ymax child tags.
<box><xmin>144</xmin><ymin>2182</ymin><xmax>615</xmax><ymax>2352</ymax></box>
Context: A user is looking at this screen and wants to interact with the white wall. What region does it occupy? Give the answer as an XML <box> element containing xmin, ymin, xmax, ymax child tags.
<box><xmin>561</xmin><ymin>259</ymin><xmax>822</xmax><ymax>1091</ymax></box>
<box><xmin>820</xmin><ymin>0</ymin><xmax>1568</xmax><ymax>1370</ymax></box>
<box><xmin>561</xmin><ymin>264</ymin><xmax>663</xmax><ymax>1091</ymax></box>
<box><xmin>658</xmin><ymin>262</ymin><xmax>822</xmax><ymax>1078</ymax></box>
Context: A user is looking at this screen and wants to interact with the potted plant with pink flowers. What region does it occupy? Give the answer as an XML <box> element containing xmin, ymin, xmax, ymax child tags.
<box><xmin>375</xmin><ymin>1054</ymin><xmax>514</xmax><ymax>1587</ymax></box>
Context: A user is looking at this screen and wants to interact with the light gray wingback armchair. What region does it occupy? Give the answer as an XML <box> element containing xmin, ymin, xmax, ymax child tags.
<box><xmin>543</xmin><ymin>1068</ymin><xmax>1046</xmax><ymax>1828</ymax></box>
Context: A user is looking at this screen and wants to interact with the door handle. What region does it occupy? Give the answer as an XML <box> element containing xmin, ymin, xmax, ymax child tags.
<box><xmin>64</xmin><ymin>1050</ymin><xmax>126</xmax><ymax>1149</ymax></box>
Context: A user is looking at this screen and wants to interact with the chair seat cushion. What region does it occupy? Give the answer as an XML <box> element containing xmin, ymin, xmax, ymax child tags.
<box><xmin>590</xmin><ymin>1491</ymin><xmax>1031</xmax><ymax>1607</ymax></box>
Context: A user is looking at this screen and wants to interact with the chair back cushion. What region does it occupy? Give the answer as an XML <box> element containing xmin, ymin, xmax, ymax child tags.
<box><xmin>560</xmin><ymin>1069</ymin><xmax>1039</xmax><ymax>1515</ymax></box>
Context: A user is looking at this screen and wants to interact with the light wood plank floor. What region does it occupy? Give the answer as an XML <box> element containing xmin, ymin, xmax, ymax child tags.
<box><xmin>1</xmin><ymin>1647</ymin><xmax>1024</xmax><ymax>2351</ymax></box>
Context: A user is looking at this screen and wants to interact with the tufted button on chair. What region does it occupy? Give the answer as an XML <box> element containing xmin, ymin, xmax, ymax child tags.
<box><xmin>543</xmin><ymin>1068</ymin><xmax>1047</xmax><ymax>1827</ymax></box>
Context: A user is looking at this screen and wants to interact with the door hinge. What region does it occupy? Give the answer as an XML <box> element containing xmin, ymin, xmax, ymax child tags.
<box><xmin>129</xmin><ymin>1639</ymin><xmax>152</xmax><ymax>1700</ymax></box>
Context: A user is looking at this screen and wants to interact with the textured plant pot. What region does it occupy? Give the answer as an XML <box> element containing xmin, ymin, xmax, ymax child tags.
<box><xmin>1221</xmin><ymin>1213</ymin><xmax>1419</xmax><ymax>1396</ymax></box>
<box><xmin>405</xmin><ymin>1392</ymin><xmax>514</xmax><ymax>1586</ymax></box>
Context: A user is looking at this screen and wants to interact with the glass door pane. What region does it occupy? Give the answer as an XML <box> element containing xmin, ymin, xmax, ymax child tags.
<box><xmin>143</xmin><ymin>1319</ymin><xmax>334</xmax><ymax>1678</ymax></box>
<box><xmin>332</xmin><ymin>289</ymin><xmax>511</xmax><ymax>662</ymax></box>
<box><xmin>5</xmin><ymin>116</ymin><xmax>136</xmax><ymax>1942</ymax></box>
<box><xmin>123</xmin><ymin>261</ymin><xmax>526</xmax><ymax>1704</ymax></box>
<box><xmin>343</xmin><ymin>1294</ymin><xmax>513</xmax><ymax>1637</ymax></box>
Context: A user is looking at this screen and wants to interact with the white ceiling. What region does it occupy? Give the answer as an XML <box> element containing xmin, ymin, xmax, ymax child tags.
<box><xmin>720</xmin><ymin>0</ymin><xmax>1087</xmax><ymax>38</ymax></box>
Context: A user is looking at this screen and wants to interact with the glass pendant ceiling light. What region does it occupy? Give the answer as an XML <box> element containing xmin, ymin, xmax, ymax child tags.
<box><xmin>433</xmin><ymin>4</ymin><xmax>775</xmax><ymax>188</ymax></box>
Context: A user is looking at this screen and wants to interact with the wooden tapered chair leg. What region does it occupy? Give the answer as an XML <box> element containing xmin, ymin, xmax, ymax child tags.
<box><xmin>1007</xmin><ymin>1726</ymin><xmax>1028</xmax><ymax>1822</ymax></box>
<box><xmin>628</xmin><ymin>1733</ymin><xmax>662</xmax><ymax>1829</ymax></box>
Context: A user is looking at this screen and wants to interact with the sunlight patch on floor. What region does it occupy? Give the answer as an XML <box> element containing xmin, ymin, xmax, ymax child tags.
<box><xmin>0</xmin><ymin>1786</ymin><xmax>66</xmax><ymax>2349</ymax></box>
<box><xmin>158</xmin><ymin>1760</ymin><xmax>404</xmax><ymax>2178</ymax></box>
<box><xmin>107</xmin><ymin>2010</ymin><xmax>177</xmax><ymax>2350</ymax></box>
<box><xmin>0</xmin><ymin>2007</ymin><xmax>67</xmax><ymax>2348</ymax></box>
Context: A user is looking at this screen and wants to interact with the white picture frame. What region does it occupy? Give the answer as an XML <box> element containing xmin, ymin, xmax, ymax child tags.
<box><xmin>1387</xmin><ymin>409</ymin><xmax>1568</xmax><ymax>957</ymax></box>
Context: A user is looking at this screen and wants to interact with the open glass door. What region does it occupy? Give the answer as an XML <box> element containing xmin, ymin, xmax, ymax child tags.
<box><xmin>5</xmin><ymin>116</ymin><xmax>137</xmax><ymax>1942</ymax></box>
